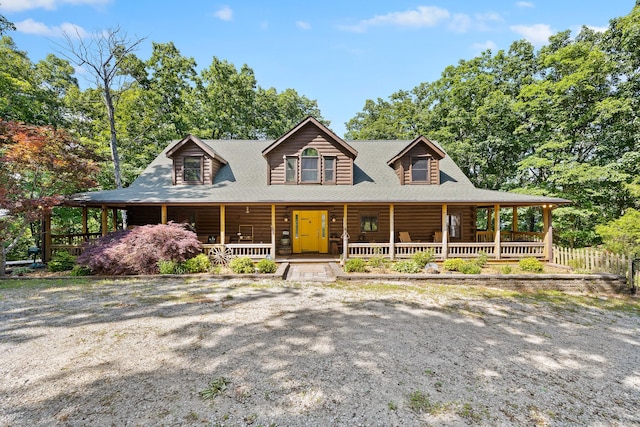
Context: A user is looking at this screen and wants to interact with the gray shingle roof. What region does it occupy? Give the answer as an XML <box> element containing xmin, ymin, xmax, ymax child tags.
<box><xmin>68</xmin><ymin>139</ymin><xmax>570</xmax><ymax>206</ymax></box>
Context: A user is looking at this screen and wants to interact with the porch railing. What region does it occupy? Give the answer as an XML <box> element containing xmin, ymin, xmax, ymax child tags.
<box><xmin>448</xmin><ymin>243</ymin><xmax>496</xmax><ymax>258</ymax></box>
<box><xmin>395</xmin><ymin>243</ymin><xmax>443</xmax><ymax>258</ymax></box>
<box><xmin>48</xmin><ymin>233</ymin><xmax>102</xmax><ymax>259</ymax></box>
<box><xmin>348</xmin><ymin>243</ymin><xmax>391</xmax><ymax>258</ymax></box>
<box><xmin>500</xmin><ymin>242</ymin><xmax>545</xmax><ymax>258</ymax></box>
<box><xmin>202</xmin><ymin>243</ymin><xmax>272</xmax><ymax>260</ymax></box>
<box><xmin>348</xmin><ymin>241</ymin><xmax>545</xmax><ymax>260</ymax></box>
<box><xmin>476</xmin><ymin>231</ymin><xmax>543</xmax><ymax>242</ymax></box>
<box><xmin>46</xmin><ymin>233</ymin><xmax>546</xmax><ymax>263</ymax></box>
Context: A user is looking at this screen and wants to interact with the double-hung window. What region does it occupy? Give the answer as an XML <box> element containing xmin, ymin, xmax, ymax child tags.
<box><xmin>183</xmin><ymin>156</ymin><xmax>203</xmax><ymax>183</ymax></box>
<box><xmin>411</xmin><ymin>156</ymin><xmax>429</xmax><ymax>183</ymax></box>
<box><xmin>324</xmin><ymin>156</ymin><xmax>336</xmax><ymax>183</ymax></box>
<box><xmin>360</xmin><ymin>213</ymin><xmax>379</xmax><ymax>232</ymax></box>
<box><xmin>301</xmin><ymin>148</ymin><xmax>319</xmax><ymax>182</ymax></box>
<box><xmin>285</xmin><ymin>156</ymin><xmax>297</xmax><ymax>183</ymax></box>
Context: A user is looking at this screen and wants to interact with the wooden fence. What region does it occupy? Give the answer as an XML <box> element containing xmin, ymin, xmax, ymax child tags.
<box><xmin>553</xmin><ymin>246</ymin><xmax>637</xmax><ymax>292</ymax></box>
<box><xmin>553</xmin><ymin>245</ymin><xmax>628</xmax><ymax>275</ymax></box>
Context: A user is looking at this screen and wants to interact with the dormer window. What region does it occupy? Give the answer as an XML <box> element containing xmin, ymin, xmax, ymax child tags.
<box><xmin>184</xmin><ymin>156</ymin><xmax>203</xmax><ymax>183</ymax></box>
<box><xmin>324</xmin><ymin>156</ymin><xmax>336</xmax><ymax>183</ymax></box>
<box><xmin>301</xmin><ymin>148</ymin><xmax>319</xmax><ymax>183</ymax></box>
<box><xmin>285</xmin><ymin>156</ymin><xmax>297</xmax><ymax>183</ymax></box>
<box><xmin>411</xmin><ymin>156</ymin><xmax>429</xmax><ymax>183</ymax></box>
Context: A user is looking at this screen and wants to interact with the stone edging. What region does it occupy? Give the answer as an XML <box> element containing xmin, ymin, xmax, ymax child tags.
<box><xmin>330</xmin><ymin>263</ymin><xmax>632</xmax><ymax>294</ymax></box>
<box><xmin>0</xmin><ymin>263</ymin><xmax>291</xmax><ymax>281</ymax></box>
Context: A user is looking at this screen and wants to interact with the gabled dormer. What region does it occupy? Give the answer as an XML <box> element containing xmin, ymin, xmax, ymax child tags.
<box><xmin>166</xmin><ymin>134</ymin><xmax>227</xmax><ymax>185</ymax></box>
<box><xmin>387</xmin><ymin>136</ymin><xmax>445</xmax><ymax>185</ymax></box>
<box><xmin>262</xmin><ymin>116</ymin><xmax>358</xmax><ymax>185</ymax></box>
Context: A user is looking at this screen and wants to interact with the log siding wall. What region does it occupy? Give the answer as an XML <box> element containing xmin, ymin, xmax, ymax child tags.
<box><xmin>127</xmin><ymin>204</ymin><xmax>476</xmax><ymax>245</ymax></box>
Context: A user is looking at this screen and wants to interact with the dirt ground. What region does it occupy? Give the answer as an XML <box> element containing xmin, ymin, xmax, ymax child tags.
<box><xmin>0</xmin><ymin>277</ymin><xmax>639</xmax><ymax>426</ymax></box>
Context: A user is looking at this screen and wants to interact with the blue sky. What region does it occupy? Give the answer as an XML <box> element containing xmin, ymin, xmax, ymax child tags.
<box><xmin>1</xmin><ymin>0</ymin><xmax>633</xmax><ymax>137</ymax></box>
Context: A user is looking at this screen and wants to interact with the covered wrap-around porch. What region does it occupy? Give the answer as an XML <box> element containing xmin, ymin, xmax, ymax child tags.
<box><xmin>46</xmin><ymin>202</ymin><xmax>555</xmax><ymax>263</ymax></box>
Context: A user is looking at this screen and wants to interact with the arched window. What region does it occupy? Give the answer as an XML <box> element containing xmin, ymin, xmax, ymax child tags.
<box><xmin>301</xmin><ymin>148</ymin><xmax>319</xmax><ymax>182</ymax></box>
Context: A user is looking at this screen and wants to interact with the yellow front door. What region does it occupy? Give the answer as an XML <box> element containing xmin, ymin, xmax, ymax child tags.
<box><xmin>292</xmin><ymin>210</ymin><xmax>328</xmax><ymax>253</ymax></box>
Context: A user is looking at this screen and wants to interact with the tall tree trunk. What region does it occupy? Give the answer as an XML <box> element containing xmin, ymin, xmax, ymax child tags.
<box><xmin>103</xmin><ymin>82</ymin><xmax>122</xmax><ymax>190</ymax></box>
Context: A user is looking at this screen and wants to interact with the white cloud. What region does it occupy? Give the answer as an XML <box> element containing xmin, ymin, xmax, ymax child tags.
<box><xmin>296</xmin><ymin>21</ymin><xmax>311</xmax><ymax>30</ymax></box>
<box><xmin>510</xmin><ymin>23</ymin><xmax>553</xmax><ymax>45</ymax></box>
<box><xmin>214</xmin><ymin>6</ymin><xmax>233</xmax><ymax>21</ymax></box>
<box><xmin>449</xmin><ymin>13</ymin><xmax>472</xmax><ymax>33</ymax></box>
<box><xmin>477</xmin><ymin>12</ymin><xmax>503</xmax><ymax>24</ymax></box>
<box><xmin>15</xmin><ymin>18</ymin><xmax>88</xmax><ymax>38</ymax></box>
<box><xmin>472</xmin><ymin>40</ymin><xmax>497</xmax><ymax>51</ymax></box>
<box><xmin>341</xmin><ymin>6</ymin><xmax>450</xmax><ymax>33</ymax></box>
<box><xmin>0</xmin><ymin>0</ymin><xmax>109</xmax><ymax>12</ymax></box>
<box><xmin>341</xmin><ymin>6</ymin><xmax>503</xmax><ymax>34</ymax></box>
<box><xmin>516</xmin><ymin>1</ymin><xmax>535</xmax><ymax>7</ymax></box>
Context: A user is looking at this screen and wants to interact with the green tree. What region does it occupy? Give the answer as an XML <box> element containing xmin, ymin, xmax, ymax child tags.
<box><xmin>596</xmin><ymin>208</ymin><xmax>640</xmax><ymax>256</ymax></box>
<box><xmin>193</xmin><ymin>57</ymin><xmax>258</xmax><ymax>139</ymax></box>
<box><xmin>0</xmin><ymin>12</ymin><xmax>14</xmax><ymax>35</ymax></box>
<box><xmin>114</xmin><ymin>42</ymin><xmax>198</xmax><ymax>179</ymax></box>
<box><xmin>34</xmin><ymin>54</ymin><xmax>79</xmax><ymax>128</ymax></box>
<box><xmin>57</xmin><ymin>27</ymin><xmax>146</xmax><ymax>190</ymax></box>
<box><xmin>255</xmin><ymin>87</ymin><xmax>325</xmax><ymax>138</ymax></box>
<box><xmin>0</xmin><ymin>36</ymin><xmax>42</xmax><ymax>124</ymax></box>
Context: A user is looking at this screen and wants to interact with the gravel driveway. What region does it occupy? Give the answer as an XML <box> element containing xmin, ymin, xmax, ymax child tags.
<box><xmin>1</xmin><ymin>277</ymin><xmax>639</xmax><ymax>426</ymax></box>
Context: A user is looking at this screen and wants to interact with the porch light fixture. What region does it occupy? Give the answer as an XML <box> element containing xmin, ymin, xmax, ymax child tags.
<box><xmin>245</xmin><ymin>206</ymin><xmax>250</xmax><ymax>214</ymax></box>
<box><xmin>331</xmin><ymin>214</ymin><xmax>337</xmax><ymax>223</ymax></box>
<box><xmin>283</xmin><ymin>213</ymin><xmax>290</xmax><ymax>222</ymax></box>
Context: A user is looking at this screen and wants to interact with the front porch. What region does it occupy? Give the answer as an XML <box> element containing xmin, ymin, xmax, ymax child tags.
<box><xmin>45</xmin><ymin>202</ymin><xmax>555</xmax><ymax>263</ymax></box>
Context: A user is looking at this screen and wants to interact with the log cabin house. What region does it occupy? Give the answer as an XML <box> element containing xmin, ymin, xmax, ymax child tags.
<box><xmin>49</xmin><ymin>116</ymin><xmax>569</xmax><ymax>263</ymax></box>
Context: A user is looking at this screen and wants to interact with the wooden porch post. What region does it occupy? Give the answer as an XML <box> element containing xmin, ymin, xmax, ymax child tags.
<box><xmin>111</xmin><ymin>208</ymin><xmax>118</xmax><ymax>231</ymax></box>
<box><xmin>342</xmin><ymin>204</ymin><xmax>348</xmax><ymax>265</ymax></box>
<box><xmin>512</xmin><ymin>207</ymin><xmax>518</xmax><ymax>239</ymax></box>
<box><xmin>441</xmin><ymin>204</ymin><xmax>448</xmax><ymax>259</ymax></box>
<box><xmin>43</xmin><ymin>211</ymin><xmax>52</xmax><ymax>262</ymax></box>
<box><xmin>82</xmin><ymin>207</ymin><xmax>88</xmax><ymax>235</ymax></box>
<box><xmin>220</xmin><ymin>205</ymin><xmax>226</xmax><ymax>244</ymax></box>
<box><xmin>494</xmin><ymin>204</ymin><xmax>501</xmax><ymax>259</ymax></box>
<box><xmin>101</xmin><ymin>205</ymin><xmax>108</xmax><ymax>237</ymax></box>
<box><xmin>389</xmin><ymin>204</ymin><xmax>395</xmax><ymax>260</ymax></box>
<box><xmin>271</xmin><ymin>204</ymin><xmax>276</xmax><ymax>259</ymax></box>
<box><xmin>160</xmin><ymin>205</ymin><xmax>167</xmax><ymax>225</ymax></box>
<box><xmin>543</xmin><ymin>205</ymin><xmax>553</xmax><ymax>261</ymax></box>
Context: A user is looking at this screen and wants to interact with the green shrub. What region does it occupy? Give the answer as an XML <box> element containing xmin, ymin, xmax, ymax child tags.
<box><xmin>229</xmin><ymin>257</ymin><xmax>255</xmax><ymax>274</ymax></box>
<box><xmin>158</xmin><ymin>260</ymin><xmax>178</xmax><ymax>274</ymax></box>
<box><xmin>256</xmin><ymin>258</ymin><xmax>277</xmax><ymax>273</ymax></box>
<box><xmin>459</xmin><ymin>262</ymin><xmax>481</xmax><ymax>274</ymax></box>
<box><xmin>10</xmin><ymin>266</ymin><xmax>32</xmax><ymax>276</ymax></box>
<box><xmin>500</xmin><ymin>265</ymin><xmax>513</xmax><ymax>274</ymax></box>
<box><xmin>519</xmin><ymin>257</ymin><xmax>543</xmax><ymax>272</ymax></box>
<box><xmin>391</xmin><ymin>260</ymin><xmax>422</xmax><ymax>273</ymax></box>
<box><xmin>412</xmin><ymin>251</ymin><xmax>435</xmax><ymax>268</ymax></box>
<box><xmin>183</xmin><ymin>254</ymin><xmax>211</xmax><ymax>273</ymax></box>
<box><xmin>48</xmin><ymin>251</ymin><xmax>77</xmax><ymax>272</ymax></box>
<box><xmin>473</xmin><ymin>251</ymin><xmax>488</xmax><ymax>268</ymax></box>
<box><xmin>344</xmin><ymin>258</ymin><xmax>368</xmax><ymax>272</ymax></box>
<box><xmin>70</xmin><ymin>265</ymin><xmax>92</xmax><ymax>276</ymax></box>
<box><xmin>367</xmin><ymin>256</ymin><xmax>388</xmax><ymax>269</ymax></box>
<box><xmin>443</xmin><ymin>258</ymin><xmax>465</xmax><ymax>272</ymax></box>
